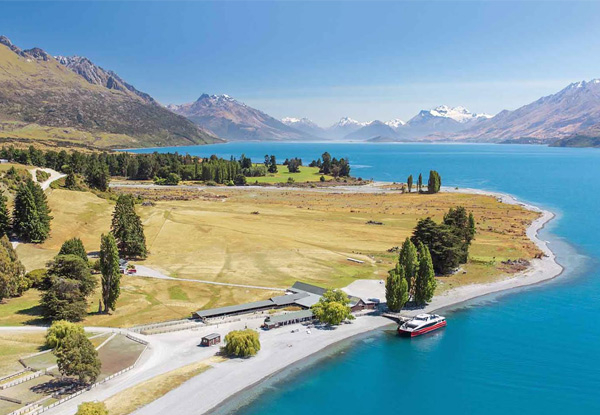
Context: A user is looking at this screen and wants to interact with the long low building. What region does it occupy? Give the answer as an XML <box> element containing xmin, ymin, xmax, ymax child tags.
<box><xmin>192</xmin><ymin>281</ymin><xmax>376</xmax><ymax>321</ymax></box>
<box><xmin>262</xmin><ymin>309</ymin><xmax>314</xmax><ymax>329</ymax></box>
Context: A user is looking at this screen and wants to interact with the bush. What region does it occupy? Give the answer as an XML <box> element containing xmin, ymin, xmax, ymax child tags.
<box><xmin>76</xmin><ymin>402</ymin><xmax>108</xmax><ymax>415</ymax></box>
<box><xmin>320</xmin><ymin>175</ymin><xmax>325</xmax><ymax>182</ymax></box>
<box><xmin>234</xmin><ymin>174</ymin><xmax>247</xmax><ymax>186</ymax></box>
<box><xmin>222</xmin><ymin>329</ymin><xmax>260</xmax><ymax>358</ymax></box>
<box><xmin>46</xmin><ymin>320</ymin><xmax>84</xmax><ymax>349</ymax></box>
<box><xmin>287</xmin><ymin>177</ymin><xmax>295</xmax><ymax>184</ymax></box>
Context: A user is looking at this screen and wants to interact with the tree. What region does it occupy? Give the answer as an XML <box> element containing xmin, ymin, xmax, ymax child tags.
<box><xmin>46</xmin><ymin>320</ymin><xmax>85</xmax><ymax>349</ymax></box>
<box><xmin>0</xmin><ymin>235</ymin><xmax>27</xmax><ymax>301</ymax></box>
<box><xmin>311</xmin><ymin>289</ymin><xmax>352</xmax><ymax>325</ymax></box>
<box><xmin>398</xmin><ymin>238</ymin><xmax>418</xmax><ymax>297</ymax></box>
<box><xmin>111</xmin><ymin>194</ymin><xmax>147</xmax><ymax>259</ymax></box>
<box><xmin>407</xmin><ymin>175</ymin><xmax>413</xmax><ymax>193</ymax></box>
<box><xmin>222</xmin><ymin>329</ymin><xmax>261</xmax><ymax>357</ymax></box>
<box><xmin>412</xmin><ymin>215</ymin><xmax>467</xmax><ymax>275</ymax></box>
<box><xmin>41</xmin><ymin>278</ymin><xmax>88</xmax><ymax>321</ymax></box>
<box><xmin>65</xmin><ymin>171</ymin><xmax>77</xmax><ymax>190</ymax></box>
<box><xmin>413</xmin><ymin>242</ymin><xmax>436</xmax><ymax>305</ymax></box>
<box><xmin>268</xmin><ymin>155</ymin><xmax>277</xmax><ymax>173</ymax></box>
<box><xmin>54</xmin><ymin>330</ymin><xmax>101</xmax><ymax>384</ymax></box>
<box><xmin>320</xmin><ymin>152</ymin><xmax>332</xmax><ymax>174</ymax></box>
<box><xmin>85</xmin><ymin>160</ymin><xmax>110</xmax><ymax>191</ymax></box>
<box><xmin>427</xmin><ymin>170</ymin><xmax>441</xmax><ymax>194</ymax></box>
<box><xmin>386</xmin><ymin>264</ymin><xmax>408</xmax><ymax>312</ymax></box>
<box><xmin>233</xmin><ymin>174</ymin><xmax>247</xmax><ymax>186</ymax></box>
<box><xmin>0</xmin><ymin>192</ymin><xmax>10</xmax><ymax>237</ymax></box>
<box><xmin>100</xmin><ymin>233</ymin><xmax>121</xmax><ymax>313</ymax></box>
<box><xmin>417</xmin><ymin>173</ymin><xmax>423</xmax><ymax>192</ymax></box>
<box><xmin>47</xmin><ymin>254</ymin><xmax>96</xmax><ymax>296</ymax></box>
<box><xmin>287</xmin><ymin>158</ymin><xmax>301</xmax><ymax>173</ymax></box>
<box><xmin>13</xmin><ymin>180</ymin><xmax>52</xmax><ymax>243</ymax></box>
<box><xmin>58</xmin><ymin>238</ymin><xmax>88</xmax><ymax>262</ymax></box>
<box><xmin>76</xmin><ymin>402</ymin><xmax>108</xmax><ymax>415</ymax></box>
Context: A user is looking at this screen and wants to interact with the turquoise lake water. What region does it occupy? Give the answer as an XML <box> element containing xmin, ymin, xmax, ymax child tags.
<box><xmin>129</xmin><ymin>143</ymin><xmax>600</xmax><ymax>413</ymax></box>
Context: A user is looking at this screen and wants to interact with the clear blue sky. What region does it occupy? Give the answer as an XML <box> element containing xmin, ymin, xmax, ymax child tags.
<box><xmin>2</xmin><ymin>1</ymin><xmax>599</xmax><ymax>125</ymax></box>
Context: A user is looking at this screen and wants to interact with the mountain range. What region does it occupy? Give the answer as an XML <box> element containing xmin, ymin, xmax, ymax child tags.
<box><xmin>2</xmin><ymin>34</ymin><xmax>600</xmax><ymax>148</ymax></box>
<box><xmin>0</xmin><ymin>36</ymin><xmax>220</xmax><ymax>148</ymax></box>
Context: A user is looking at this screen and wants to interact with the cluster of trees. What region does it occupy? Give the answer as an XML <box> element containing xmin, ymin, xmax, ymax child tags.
<box><xmin>412</xmin><ymin>206</ymin><xmax>476</xmax><ymax>275</ymax></box>
<box><xmin>1</xmin><ymin>179</ymin><xmax>53</xmax><ymax>243</ymax></box>
<box><xmin>386</xmin><ymin>238</ymin><xmax>436</xmax><ymax>310</ymax></box>
<box><xmin>0</xmin><ymin>235</ymin><xmax>26</xmax><ymax>302</ymax></box>
<box><xmin>222</xmin><ymin>329</ymin><xmax>261</xmax><ymax>357</ymax></box>
<box><xmin>264</xmin><ymin>154</ymin><xmax>278</xmax><ymax>173</ymax></box>
<box><xmin>76</xmin><ymin>402</ymin><xmax>108</xmax><ymax>415</ymax></box>
<box><xmin>111</xmin><ymin>195</ymin><xmax>147</xmax><ymax>259</ymax></box>
<box><xmin>284</xmin><ymin>158</ymin><xmax>302</xmax><ymax>173</ymax></box>
<box><xmin>405</xmin><ymin>170</ymin><xmax>441</xmax><ymax>194</ymax></box>
<box><xmin>309</xmin><ymin>152</ymin><xmax>351</xmax><ymax>178</ymax></box>
<box><xmin>46</xmin><ymin>320</ymin><xmax>101</xmax><ymax>384</ymax></box>
<box><xmin>311</xmin><ymin>289</ymin><xmax>353</xmax><ymax>325</ymax></box>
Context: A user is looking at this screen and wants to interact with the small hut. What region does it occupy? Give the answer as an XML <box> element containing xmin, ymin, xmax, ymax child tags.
<box><xmin>200</xmin><ymin>333</ymin><xmax>221</xmax><ymax>347</ymax></box>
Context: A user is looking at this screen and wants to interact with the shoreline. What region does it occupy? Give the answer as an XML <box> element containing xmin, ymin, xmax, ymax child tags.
<box><xmin>134</xmin><ymin>187</ymin><xmax>564</xmax><ymax>415</ymax></box>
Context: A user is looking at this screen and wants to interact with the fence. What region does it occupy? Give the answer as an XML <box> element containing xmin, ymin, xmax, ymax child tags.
<box><xmin>0</xmin><ymin>371</ymin><xmax>44</xmax><ymax>390</ymax></box>
<box><xmin>7</xmin><ymin>334</ymin><xmax>149</xmax><ymax>415</ymax></box>
<box><xmin>129</xmin><ymin>318</ymin><xmax>192</xmax><ymax>333</ymax></box>
<box><xmin>0</xmin><ymin>369</ymin><xmax>30</xmax><ymax>384</ymax></box>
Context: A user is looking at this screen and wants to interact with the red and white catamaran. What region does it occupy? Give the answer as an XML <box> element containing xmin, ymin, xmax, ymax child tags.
<box><xmin>398</xmin><ymin>314</ymin><xmax>447</xmax><ymax>337</ymax></box>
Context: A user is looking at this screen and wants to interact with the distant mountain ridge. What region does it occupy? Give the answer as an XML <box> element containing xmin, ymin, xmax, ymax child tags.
<box><xmin>0</xmin><ymin>35</ymin><xmax>219</xmax><ymax>148</ymax></box>
<box><xmin>168</xmin><ymin>94</ymin><xmax>313</xmax><ymax>141</ymax></box>
<box><xmin>453</xmin><ymin>79</ymin><xmax>600</xmax><ymax>143</ymax></box>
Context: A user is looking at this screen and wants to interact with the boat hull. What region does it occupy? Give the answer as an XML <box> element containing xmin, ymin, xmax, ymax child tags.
<box><xmin>398</xmin><ymin>320</ymin><xmax>447</xmax><ymax>337</ymax></box>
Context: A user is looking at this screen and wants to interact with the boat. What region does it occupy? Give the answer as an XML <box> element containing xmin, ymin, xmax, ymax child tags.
<box><xmin>398</xmin><ymin>314</ymin><xmax>446</xmax><ymax>337</ymax></box>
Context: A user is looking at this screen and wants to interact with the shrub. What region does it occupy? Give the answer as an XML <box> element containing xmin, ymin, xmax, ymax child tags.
<box><xmin>234</xmin><ymin>174</ymin><xmax>247</xmax><ymax>186</ymax></box>
<box><xmin>25</xmin><ymin>268</ymin><xmax>48</xmax><ymax>289</ymax></box>
<box><xmin>76</xmin><ymin>402</ymin><xmax>108</xmax><ymax>415</ymax></box>
<box><xmin>222</xmin><ymin>329</ymin><xmax>260</xmax><ymax>358</ymax></box>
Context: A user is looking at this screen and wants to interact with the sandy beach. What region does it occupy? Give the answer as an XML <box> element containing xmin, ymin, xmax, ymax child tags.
<box><xmin>27</xmin><ymin>185</ymin><xmax>564</xmax><ymax>415</ymax></box>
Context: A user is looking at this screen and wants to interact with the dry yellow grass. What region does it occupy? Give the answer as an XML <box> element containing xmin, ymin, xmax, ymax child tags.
<box><xmin>0</xmin><ymin>331</ymin><xmax>46</xmax><ymax>376</ymax></box>
<box><xmin>8</xmin><ymin>186</ymin><xmax>538</xmax><ymax>326</ymax></box>
<box><xmin>104</xmin><ymin>357</ymin><xmax>222</xmax><ymax>415</ymax></box>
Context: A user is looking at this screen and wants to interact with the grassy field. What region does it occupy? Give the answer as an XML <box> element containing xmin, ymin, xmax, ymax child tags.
<box><xmin>246</xmin><ymin>165</ymin><xmax>332</xmax><ymax>184</ymax></box>
<box><xmin>104</xmin><ymin>357</ymin><xmax>219</xmax><ymax>415</ymax></box>
<box><xmin>6</xmin><ymin>186</ymin><xmax>539</xmax><ymax>327</ymax></box>
<box><xmin>0</xmin><ymin>331</ymin><xmax>46</xmax><ymax>376</ymax></box>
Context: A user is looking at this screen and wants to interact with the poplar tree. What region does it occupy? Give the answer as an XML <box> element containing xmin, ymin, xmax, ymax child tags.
<box><xmin>417</xmin><ymin>173</ymin><xmax>423</xmax><ymax>192</ymax></box>
<box><xmin>100</xmin><ymin>233</ymin><xmax>121</xmax><ymax>313</ymax></box>
<box><xmin>427</xmin><ymin>170</ymin><xmax>441</xmax><ymax>194</ymax></box>
<box><xmin>0</xmin><ymin>192</ymin><xmax>10</xmax><ymax>237</ymax></box>
<box><xmin>399</xmin><ymin>238</ymin><xmax>418</xmax><ymax>298</ymax></box>
<box><xmin>386</xmin><ymin>264</ymin><xmax>408</xmax><ymax>312</ymax></box>
<box><xmin>111</xmin><ymin>194</ymin><xmax>147</xmax><ymax>259</ymax></box>
<box><xmin>407</xmin><ymin>175</ymin><xmax>413</xmax><ymax>193</ymax></box>
<box><xmin>414</xmin><ymin>242</ymin><xmax>436</xmax><ymax>305</ymax></box>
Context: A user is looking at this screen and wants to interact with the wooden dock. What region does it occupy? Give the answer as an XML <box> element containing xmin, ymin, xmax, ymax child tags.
<box><xmin>381</xmin><ymin>312</ymin><xmax>410</xmax><ymax>324</ymax></box>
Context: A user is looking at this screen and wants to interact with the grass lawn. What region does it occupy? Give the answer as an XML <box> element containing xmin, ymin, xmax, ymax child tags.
<box><xmin>0</xmin><ymin>332</ymin><xmax>46</xmax><ymax>377</ymax></box>
<box><xmin>246</xmin><ymin>165</ymin><xmax>331</xmax><ymax>184</ymax></box>
<box><xmin>7</xmin><ymin>186</ymin><xmax>539</xmax><ymax>327</ymax></box>
<box><xmin>104</xmin><ymin>357</ymin><xmax>220</xmax><ymax>415</ymax></box>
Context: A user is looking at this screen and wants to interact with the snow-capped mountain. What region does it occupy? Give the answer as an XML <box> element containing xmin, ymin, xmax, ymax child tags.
<box><xmin>384</xmin><ymin>118</ymin><xmax>406</xmax><ymax>129</ymax></box>
<box><xmin>404</xmin><ymin>105</ymin><xmax>491</xmax><ymax>136</ymax></box>
<box><xmin>168</xmin><ymin>94</ymin><xmax>316</xmax><ymax>141</ymax></box>
<box><xmin>324</xmin><ymin>117</ymin><xmax>370</xmax><ymax>138</ymax></box>
<box><xmin>454</xmin><ymin>79</ymin><xmax>600</xmax><ymax>143</ymax></box>
<box><xmin>281</xmin><ymin>117</ymin><xmax>326</xmax><ymax>137</ymax></box>
<box><xmin>344</xmin><ymin>120</ymin><xmax>399</xmax><ymax>141</ymax></box>
<box><xmin>414</xmin><ymin>105</ymin><xmax>491</xmax><ymax>124</ymax></box>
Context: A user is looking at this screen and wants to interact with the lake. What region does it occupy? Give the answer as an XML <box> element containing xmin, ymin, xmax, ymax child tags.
<box><xmin>128</xmin><ymin>142</ymin><xmax>600</xmax><ymax>414</ymax></box>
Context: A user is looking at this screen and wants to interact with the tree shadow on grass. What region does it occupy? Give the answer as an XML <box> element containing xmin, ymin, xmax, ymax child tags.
<box><xmin>16</xmin><ymin>304</ymin><xmax>49</xmax><ymax>326</ymax></box>
<box><xmin>31</xmin><ymin>378</ymin><xmax>80</xmax><ymax>395</ymax></box>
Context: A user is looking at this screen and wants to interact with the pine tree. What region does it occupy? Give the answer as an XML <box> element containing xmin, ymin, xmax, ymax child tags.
<box><xmin>13</xmin><ymin>181</ymin><xmax>50</xmax><ymax>243</ymax></box>
<box><xmin>427</xmin><ymin>170</ymin><xmax>442</xmax><ymax>194</ymax></box>
<box><xmin>111</xmin><ymin>194</ymin><xmax>147</xmax><ymax>259</ymax></box>
<box><xmin>417</xmin><ymin>173</ymin><xmax>423</xmax><ymax>193</ymax></box>
<box><xmin>414</xmin><ymin>242</ymin><xmax>436</xmax><ymax>305</ymax></box>
<box><xmin>58</xmin><ymin>238</ymin><xmax>88</xmax><ymax>262</ymax></box>
<box><xmin>407</xmin><ymin>175</ymin><xmax>413</xmax><ymax>193</ymax></box>
<box><xmin>0</xmin><ymin>192</ymin><xmax>10</xmax><ymax>237</ymax></box>
<box><xmin>399</xmin><ymin>238</ymin><xmax>418</xmax><ymax>298</ymax></box>
<box><xmin>100</xmin><ymin>233</ymin><xmax>121</xmax><ymax>313</ymax></box>
<box><xmin>65</xmin><ymin>171</ymin><xmax>77</xmax><ymax>189</ymax></box>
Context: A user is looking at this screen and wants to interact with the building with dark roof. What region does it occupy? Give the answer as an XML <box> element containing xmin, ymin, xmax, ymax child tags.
<box><xmin>262</xmin><ymin>309</ymin><xmax>314</xmax><ymax>329</ymax></box>
<box><xmin>201</xmin><ymin>333</ymin><xmax>221</xmax><ymax>346</ymax></box>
